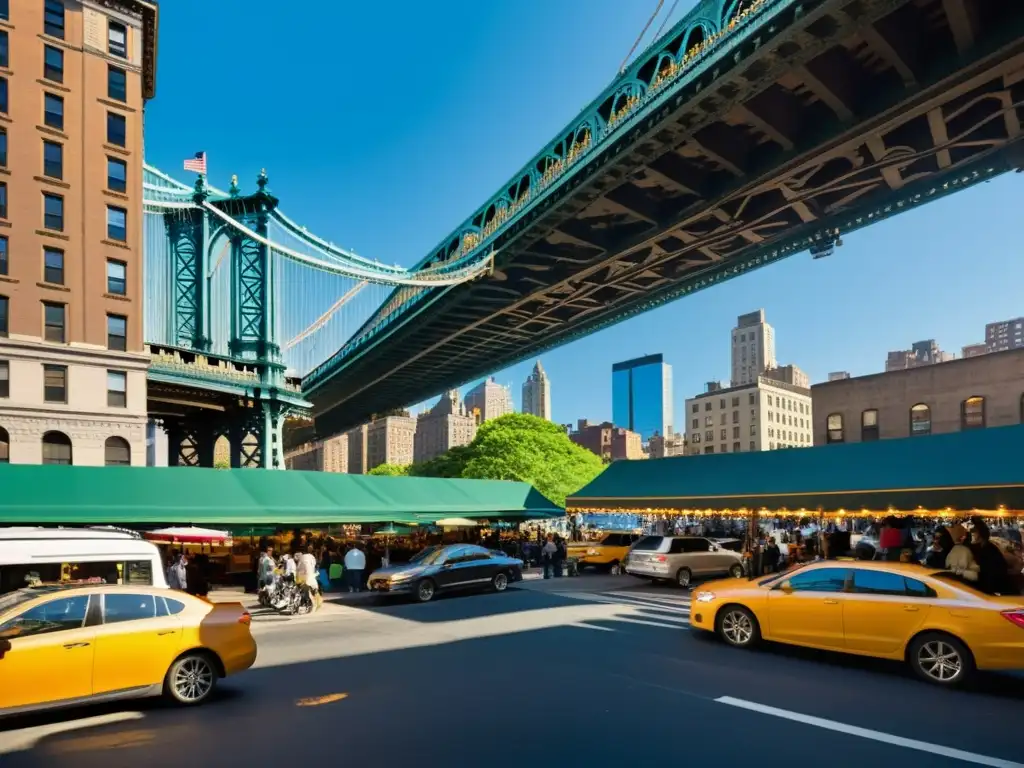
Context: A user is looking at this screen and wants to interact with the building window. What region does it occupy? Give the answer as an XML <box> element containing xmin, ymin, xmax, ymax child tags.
<box><xmin>749</xmin><ymin>424</ymin><xmax>756</xmax><ymax>435</ymax></box>
<box><xmin>44</xmin><ymin>93</ymin><xmax>64</xmax><ymax>130</ymax></box>
<box><xmin>43</xmin><ymin>192</ymin><xmax>63</xmax><ymax>231</ymax></box>
<box><xmin>0</xmin><ymin>30</ymin><xmax>8</xmax><ymax>68</ymax></box>
<box><xmin>41</xmin><ymin>430</ymin><xmax>72</xmax><ymax>465</ymax></box>
<box><xmin>0</xmin><ymin>235</ymin><xmax>6</xmax><ymax>275</ymax></box>
<box><xmin>105</xmin><ymin>436</ymin><xmax>131</xmax><ymax>466</ymax></box>
<box><xmin>0</xmin><ymin>77</ymin><xmax>6</xmax><ymax>114</ymax></box>
<box><xmin>107</xmin><ymin>206</ymin><xmax>127</xmax><ymax>241</ymax></box>
<box><xmin>107</xmin><ymin>112</ymin><xmax>126</xmax><ymax>146</ymax></box>
<box><xmin>43</xmin><ymin>140</ymin><xmax>63</xmax><ymax>179</ymax></box>
<box><xmin>0</xmin><ymin>1</ymin><xmax>7</xmax><ymax>21</ymax></box>
<box><xmin>749</xmin><ymin>440</ymin><xmax>755</xmax><ymax>451</ymax></box>
<box><xmin>0</xmin><ymin>425</ymin><xmax>7</xmax><ymax>463</ymax></box>
<box><xmin>704</xmin><ymin>430</ymin><xmax>713</xmax><ymax>442</ymax></box>
<box><xmin>733</xmin><ymin>441</ymin><xmax>741</xmax><ymax>452</ymax></box>
<box><xmin>732</xmin><ymin>411</ymin><xmax>739</xmax><ymax>423</ymax></box>
<box><xmin>826</xmin><ymin>413</ymin><xmax>844</xmax><ymax>443</ymax></box>
<box><xmin>704</xmin><ymin>415</ymin><xmax>712</xmax><ymax>427</ymax></box>
<box><xmin>691</xmin><ymin>404</ymin><xmax>698</xmax><ymax>414</ymax></box>
<box><xmin>961</xmin><ymin>396</ymin><xmax>985</xmax><ymax>430</ymax></box>
<box><xmin>719</xmin><ymin>429</ymin><xmax>727</xmax><ymax>441</ymax></box>
<box><xmin>107</xmin><ymin>314</ymin><xmax>126</xmax><ymax>351</ymax></box>
<box><xmin>0</xmin><ymin>359</ymin><xmax>7</xmax><ymax>399</ymax></box>
<box><xmin>703</xmin><ymin>446</ymin><xmax>714</xmax><ymax>454</ymax></box>
<box><xmin>107</xmin><ymin>260</ymin><xmax>126</xmax><ymax>295</ymax></box>
<box><xmin>0</xmin><ymin>181</ymin><xmax>6</xmax><ymax>219</ymax></box>
<box><xmin>0</xmin><ymin>294</ymin><xmax>6</xmax><ymax>337</ymax></box>
<box><xmin>107</xmin><ymin>370</ymin><xmax>127</xmax><ymax>407</ymax></box>
<box><xmin>108</xmin><ymin>21</ymin><xmax>127</xmax><ymax>58</ymax></box>
<box><xmin>732</xmin><ymin>426</ymin><xmax>740</xmax><ymax>439</ymax></box>
<box><xmin>0</xmin><ymin>129</ymin><xmax>6</xmax><ymax>167</ymax></box>
<box><xmin>44</xmin><ymin>45</ymin><xmax>64</xmax><ymax>83</ymax></box>
<box><xmin>107</xmin><ymin>158</ymin><xmax>127</xmax><ymax>193</ymax></box>
<box><xmin>44</xmin><ymin>0</ymin><xmax>66</xmax><ymax>39</ymax></box>
<box><xmin>108</xmin><ymin>66</ymin><xmax>127</xmax><ymax>102</ymax></box>
<box><xmin>910</xmin><ymin>403</ymin><xmax>931</xmax><ymax>435</ymax></box>
<box><xmin>861</xmin><ymin>409</ymin><xmax>879</xmax><ymax>442</ymax></box>
<box><xmin>43</xmin><ymin>247</ymin><xmax>64</xmax><ymax>285</ymax></box>
<box><xmin>42</xmin><ymin>364</ymin><xmax>67</xmax><ymax>403</ymax></box>
<box><xmin>43</xmin><ymin>302</ymin><xmax>65</xmax><ymax>342</ymax></box>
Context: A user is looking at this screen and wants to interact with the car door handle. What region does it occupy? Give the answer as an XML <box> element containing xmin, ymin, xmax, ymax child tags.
<box><xmin>902</xmin><ymin>606</ymin><xmax>920</xmax><ymax>612</ymax></box>
<box><xmin>63</xmin><ymin>642</ymin><xmax>90</xmax><ymax>649</ymax></box>
<box><xmin>823</xmin><ymin>599</ymin><xmax>839</xmax><ymax>605</ymax></box>
<box><xmin>156</xmin><ymin>630</ymin><xmax>176</xmax><ymax>636</ymax></box>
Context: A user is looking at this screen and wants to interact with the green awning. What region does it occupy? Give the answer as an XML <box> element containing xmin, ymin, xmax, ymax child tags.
<box><xmin>0</xmin><ymin>465</ymin><xmax>560</xmax><ymax>526</ymax></box>
<box><xmin>567</xmin><ymin>424</ymin><xmax>1024</xmax><ymax>513</ymax></box>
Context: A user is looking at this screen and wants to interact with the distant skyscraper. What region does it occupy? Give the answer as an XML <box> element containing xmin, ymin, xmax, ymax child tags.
<box><xmin>885</xmin><ymin>339</ymin><xmax>954</xmax><ymax>372</ymax></box>
<box><xmin>731</xmin><ymin>310</ymin><xmax>776</xmax><ymax>386</ymax></box>
<box><xmin>828</xmin><ymin>371</ymin><xmax>852</xmax><ymax>381</ymax></box>
<box><xmin>414</xmin><ymin>390</ymin><xmax>477</xmax><ymax>463</ymax></box>
<box><xmin>464</xmin><ymin>377</ymin><xmax>514</xmax><ymax>424</ymax></box>
<box><xmin>521</xmin><ymin>361</ymin><xmax>551</xmax><ymax>420</ymax></box>
<box><xmin>984</xmin><ymin>316</ymin><xmax>1024</xmax><ymax>353</ymax></box>
<box><xmin>611</xmin><ymin>354</ymin><xmax>673</xmax><ymax>442</ymax></box>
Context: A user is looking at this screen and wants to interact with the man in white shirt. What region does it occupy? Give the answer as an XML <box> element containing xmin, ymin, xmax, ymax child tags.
<box><xmin>343</xmin><ymin>544</ymin><xmax>366</xmax><ymax>593</ymax></box>
<box><xmin>296</xmin><ymin>546</ymin><xmax>318</xmax><ymax>591</ymax></box>
<box><xmin>282</xmin><ymin>553</ymin><xmax>297</xmax><ymax>580</ymax></box>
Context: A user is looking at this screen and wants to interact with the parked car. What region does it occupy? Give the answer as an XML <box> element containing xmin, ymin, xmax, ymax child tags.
<box><xmin>0</xmin><ymin>584</ymin><xmax>256</xmax><ymax>717</ymax></box>
<box><xmin>367</xmin><ymin>544</ymin><xmax>524</xmax><ymax>603</ymax></box>
<box><xmin>625</xmin><ymin>535</ymin><xmax>745</xmax><ymax>587</ymax></box>
<box><xmin>690</xmin><ymin>561</ymin><xmax>1024</xmax><ymax>687</ymax></box>
<box><xmin>567</xmin><ymin>532</ymin><xmax>641</xmax><ymax>573</ymax></box>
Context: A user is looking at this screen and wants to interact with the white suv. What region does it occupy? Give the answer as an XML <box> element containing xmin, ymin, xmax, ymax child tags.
<box><xmin>625</xmin><ymin>535</ymin><xmax>745</xmax><ymax>587</ymax></box>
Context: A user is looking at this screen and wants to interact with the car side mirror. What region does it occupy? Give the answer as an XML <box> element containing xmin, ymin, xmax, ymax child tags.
<box><xmin>779</xmin><ymin>581</ymin><xmax>794</xmax><ymax>594</ymax></box>
<box><xmin>0</xmin><ymin>637</ymin><xmax>11</xmax><ymax>660</ymax></box>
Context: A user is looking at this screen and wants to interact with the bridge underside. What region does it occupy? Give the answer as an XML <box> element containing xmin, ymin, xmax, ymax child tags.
<box><xmin>312</xmin><ymin>0</ymin><xmax>1024</xmax><ymax>435</ymax></box>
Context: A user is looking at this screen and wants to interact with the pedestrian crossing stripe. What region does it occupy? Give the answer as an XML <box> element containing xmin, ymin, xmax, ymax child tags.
<box><xmin>556</xmin><ymin>590</ymin><xmax>692</xmax><ymax>631</ymax></box>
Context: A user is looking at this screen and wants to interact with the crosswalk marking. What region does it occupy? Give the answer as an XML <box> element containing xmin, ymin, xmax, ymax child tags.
<box><xmin>556</xmin><ymin>590</ymin><xmax>692</xmax><ymax>631</ymax></box>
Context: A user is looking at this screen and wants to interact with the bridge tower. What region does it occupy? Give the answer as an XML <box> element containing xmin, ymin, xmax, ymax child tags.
<box><xmin>156</xmin><ymin>170</ymin><xmax>303</xmax><ymax>470</ymax></box>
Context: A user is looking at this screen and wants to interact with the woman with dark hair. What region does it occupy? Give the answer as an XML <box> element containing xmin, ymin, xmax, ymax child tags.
<box><xmin>971</xmin><ymin>520</ymin><xmax>1012</xmax><ymax>595</ymax></box>
<box><xmin>924</xmin><ymin>526</ymin><xmax>954</xmax><ymax>569</ymax></box>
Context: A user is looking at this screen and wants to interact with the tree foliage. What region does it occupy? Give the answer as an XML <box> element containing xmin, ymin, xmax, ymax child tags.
<box><xmin>411</xmin><ymin>413</ymin><xmax>603</xmax><ymax>507</ymax></box>
<box><xmin>367</xmin><ymin>463</ymin><xmax>410</xmax><ymax>477</ymax></box>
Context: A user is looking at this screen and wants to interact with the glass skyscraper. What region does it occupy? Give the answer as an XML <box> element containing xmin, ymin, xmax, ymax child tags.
<box><xmin>611</xmin><ymin>354</ymin><xmax>673</xmax><ymax>442</ymax></box>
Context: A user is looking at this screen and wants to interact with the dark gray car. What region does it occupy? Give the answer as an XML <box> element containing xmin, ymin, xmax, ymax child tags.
<box><xmin>367</xmin><ymin>544</ymin><xmax>524</xmax><ymax>603</ymax></box>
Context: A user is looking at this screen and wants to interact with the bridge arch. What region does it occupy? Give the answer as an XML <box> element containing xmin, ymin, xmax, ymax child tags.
<box><xmin>722</xmin><ymin>0</ymin><xmax>752</xmax><ymax>28</ymax></box>
<box><xmin>600</xmin><ymin>80</ymin><xmax>647</xmax><ymax>125</ymax></box>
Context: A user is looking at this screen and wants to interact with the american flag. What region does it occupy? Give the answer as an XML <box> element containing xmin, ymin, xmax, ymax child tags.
<box><xmin>183</xmin><ymin>151</ymin><xmax>207</xmax><ymax>175</ymax></box>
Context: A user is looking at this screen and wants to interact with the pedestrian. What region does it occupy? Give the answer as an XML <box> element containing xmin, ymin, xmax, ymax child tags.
<box><xmin>344</xmin><ymin>544</ymin><xmax>366</xmax><ymax>592</ymax></box>
<box><xmin>541</xmin><ymin>535</ymin><xmax>557</xmax><ymax>579</ymax></box>
<box><xmin>167</xmin><ymin>552</ymin><xmax>188</xmax><ymax>591</ymax></box>
<box><xmin>970</xmin><ymin>520</ymin><xmax>1012</xmax><ymax>595</ymax></box>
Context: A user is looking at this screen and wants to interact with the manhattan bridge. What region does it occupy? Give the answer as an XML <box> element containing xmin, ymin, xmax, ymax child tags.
<box><xmin>141</xmin><ymin>0</ymin><xmax>1024</xmax><ymax>468</ymax></box>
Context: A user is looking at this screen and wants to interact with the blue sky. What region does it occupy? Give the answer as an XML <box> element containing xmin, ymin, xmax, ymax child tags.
<box><xmin>145</xmin><ymin>1</ymin><xmax>1023</xmax><ymax>427</ymax></box>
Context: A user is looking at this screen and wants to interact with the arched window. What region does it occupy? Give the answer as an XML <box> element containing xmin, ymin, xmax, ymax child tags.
<box><xmin>961</xmin><ymin>396</ymin><xmax>986</xmax><ymax>430</ymax></box>
<box><xmin>0</xmin><ymin>425</ymin><xmax>9</xmax><ymax>463</ymax></box>
<box><xmin>41</xmin><ymin>430</ymin><xmax>72</xmax><ymax>465</ymax></box>
<box><xmin>910</xmin><ymin>404</ymin><xmax>931</xmax><ymax>435</ymax></box>
<box><xmin>104</xmin><ymin>436</ymin><xmax>131</xmax><ymax>466</ymax></box>
<box><xmin>826</xmin><ymin>413</ymin><xmax>844</xmax><ymax>444</ymax></box>
<box><xmin>861</xmin><ymin>409</ymin><xmax>879</xmax><ymax>442</ymax></box>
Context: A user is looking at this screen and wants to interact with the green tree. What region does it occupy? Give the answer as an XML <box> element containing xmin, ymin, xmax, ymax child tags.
<box><xmin>412</xmin><ymin>413</ymin><xmax>603</xmax><ymax>507</ymax></box>
<box><xmin>367</xmin><ymin>463</ymin><xmax>410</xmax><ymax>477</ymax></box>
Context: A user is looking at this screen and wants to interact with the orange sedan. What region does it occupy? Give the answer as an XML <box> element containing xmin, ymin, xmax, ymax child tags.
<box><xmin>0</xmin><ymin>584</ymin><xmax>257</xmax><ymax>717</ymax></box>
<box><xmin>690</xmin><ymin>561</ymin><xmax>1024</xmax><ymax>686</ymax></box>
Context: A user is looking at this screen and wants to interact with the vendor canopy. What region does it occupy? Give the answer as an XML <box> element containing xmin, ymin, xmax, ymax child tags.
<box><xmin>567</xmin><ymin>424</ymin><xmax>1024</xmax><ymax>514</ymax></box>
<box><xmin>0</xmin><ymin>465</ymin><xmax>562</xmax><ymax>526</ymax></box>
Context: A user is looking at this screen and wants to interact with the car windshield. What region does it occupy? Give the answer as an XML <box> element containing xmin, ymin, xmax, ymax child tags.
<box><xmin>757</xmin><ymin>562</ymin><xmax>811</xmax><ymax>587</ymax></box>
<box><xmin>0</xmin><ymin>586</ymin><xmax>64</xmax><ymax>614</ymax></box>
<box><xmin>409</xmin><ymin>546</ymin><xmax>446</xmax><ymax>565</ymax></box>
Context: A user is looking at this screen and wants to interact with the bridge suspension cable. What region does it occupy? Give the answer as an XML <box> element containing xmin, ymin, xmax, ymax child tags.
<box><xmin>619</xmin><ymin>0</ymin><xmax>665</xmax><ymax>74</ymax></box>
<box><xmin>283</xmin><ymin>281</ymin><xmax>368</xmax><ymax>351</ymax></box>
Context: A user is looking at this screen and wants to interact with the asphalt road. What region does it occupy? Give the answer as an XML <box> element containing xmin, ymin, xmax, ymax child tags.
<box><xmin>2</xmin><ymin>581</ymin><xmax>1022</xmax><ymax>768</ymax></box>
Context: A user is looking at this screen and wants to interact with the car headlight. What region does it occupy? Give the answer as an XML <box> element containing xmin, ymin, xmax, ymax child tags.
<box><xmin>586</xmin><ymin>548</ymin><xmax>598</xmax><ymax>555</ymax></box>
<box><xmin>390</xmin><ymin>571</ymin><xmax>415</xmax><ymax>582</ymax></box>
<box><xmin>695</xmin><ymin>591</ymin><xmax>716</xmax><ymax>603</ymax></box>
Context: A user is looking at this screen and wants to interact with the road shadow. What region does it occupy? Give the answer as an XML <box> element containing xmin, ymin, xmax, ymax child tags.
<box><xmin>325</xmin><ymin>585</ymin><xmax>586</xmax><ymax>623</ymax></box>
<box><xmin>4</xmin><ymin>616</ymin><xmax>1024</xmax><ymax>768</ymax></box>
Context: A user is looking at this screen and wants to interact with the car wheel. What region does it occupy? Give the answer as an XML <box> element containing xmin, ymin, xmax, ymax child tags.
<box><xmin>164</xmin><ymin>652</ymin><xmax>218</xmax><ymax>706</ymax></box>
<box><xmin>415</xmin><ymin>578</ymin><xmax>436</xmax><ymax>603</ymax></box>
<box><xmin>609</xmin><ymin>561</ymin><xmax>621</xmax><ymax>575</ymax></box>
<box><xmin>729</xmin><ymin>563</ymin><xmax>745</xmax><ymax>579</ymax></box>
<box><xmin>908</xmin><ymin>632</ymin><xmax>974</xmax><ymax>686</ymax></box>
<box><xmin>675</xmin><ymin>567</ymin><xmax>692</xmax><ymax>588</ymax></box>
<box><xmin>716</xmin><ymin>605</ymin><xmax>760</xmax><ymax>649</ymax></box>
<box><xmin>492</xmin><ymin>571</ymin><xmax>509</xmax><ymax>592</ymax></box>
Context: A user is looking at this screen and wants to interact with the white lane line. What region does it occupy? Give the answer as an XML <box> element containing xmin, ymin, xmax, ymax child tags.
<box><xmin>568</xmin><ymin>621</ymin><xmax>617</xmax><ymax>632</ymax></box>
<box><xmin>715</xmin><ymin>697</ymin><xmax>1024</xmax><ymax>768</ymax></box>
<box><xmin>614</xmin><ymin>616</ymin><xmax>690</xmax><ymax>630</ymax></box>
<box><xmin>0</xmin><ymin>712</ymin><xmax>145</xmax><ymax>756</ymax></box>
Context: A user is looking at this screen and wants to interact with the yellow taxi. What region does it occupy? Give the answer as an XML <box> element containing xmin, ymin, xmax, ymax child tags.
<box><xmin>690</xmin><ymin>560</ymin><xmax>1024</xmax><ymax>686</ymax></box>
<box><xmin>0</xmin><ymin>584</ymin><xmax>257</xmax><ymax>717</ymax></box>
<box><xmin>568</xmin><ymin>532</ymin><xmax>641</xmax><ymax>572</ymax></box>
